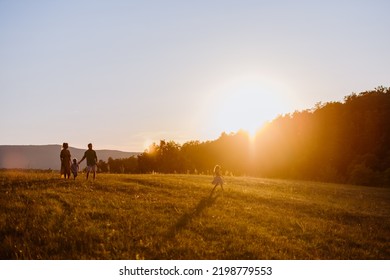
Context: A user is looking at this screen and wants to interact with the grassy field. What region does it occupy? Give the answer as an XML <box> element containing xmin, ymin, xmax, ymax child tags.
<box><xmin>0</xmin><ymin>170</ymin><xmax>389</xmax><ymax>260</ymax></box>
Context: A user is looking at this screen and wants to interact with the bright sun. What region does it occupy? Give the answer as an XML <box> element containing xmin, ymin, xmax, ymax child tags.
<box><xmin>209</xmin><ymin>76</ymin><xmax>292</xmax><ymax>138</ymax></box>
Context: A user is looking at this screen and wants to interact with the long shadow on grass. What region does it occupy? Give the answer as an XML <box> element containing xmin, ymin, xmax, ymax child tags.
<box><xmin>165</xmin><ymin>194</ymin><xmax>219</xmax><ymax>240</ymax></box>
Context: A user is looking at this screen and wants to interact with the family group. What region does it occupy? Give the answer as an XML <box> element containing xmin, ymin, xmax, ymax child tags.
<box><xmin>59</xmin><ymin>143</ymin><xmax>98</xmax><ymax>180</ymax></box>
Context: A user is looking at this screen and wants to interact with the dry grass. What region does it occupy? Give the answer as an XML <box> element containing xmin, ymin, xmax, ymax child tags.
<box><xmin>0</xmin><ymin>170</ymin><xmax>389</xmax><ymax>259</ymax></box>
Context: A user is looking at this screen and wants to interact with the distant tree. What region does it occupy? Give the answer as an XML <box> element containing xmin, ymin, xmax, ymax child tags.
<box><xmin>137</xmin><ymin>143</ymin><xmax>159</xmax><ymax>173</ymax></box>
<box><xmin>97</xmin><ymin>159</ymin><xmax>109</xmax><ymax>173</ymax></box>
<box><xmin>107</xmin><ymin>156</ymin><xmax>138</xmax><ymax>174</ymax></box>
<box><xmin>156</xmin><ymin>140</ymin><xmax>183</xmax><ymax>173</ymax></box>
<box><xmin>108</xmin><ymin>157</ymin><xmax>121</xmax><ymax>173</ymax></box>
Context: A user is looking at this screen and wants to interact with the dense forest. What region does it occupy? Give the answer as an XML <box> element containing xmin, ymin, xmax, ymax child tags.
<box><xmin>99</xmin><ymin>87</ymin><xmax>390</xmax><ymax>187</ymax></box>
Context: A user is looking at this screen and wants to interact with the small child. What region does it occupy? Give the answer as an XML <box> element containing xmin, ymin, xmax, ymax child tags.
<box><xmin>211</xmin><ymin>165</ymin><xmax>224</xmax><ymax>193</ymax></box>
<box><xmin>70</xmin><ymin>158</ymin><xmax>79</xmax><ymax>180</ymax></box>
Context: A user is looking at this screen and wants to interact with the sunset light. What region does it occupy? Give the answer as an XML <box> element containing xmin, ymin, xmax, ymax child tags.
<box><xmin>207</xmin><ymin>75</ymin><xmax>292</xmax><ymax>138</ymax></box>
<box><xmin>0</xmin><ymin>1</ymin><xmax>389</xmax><ymax>272</ymax></box>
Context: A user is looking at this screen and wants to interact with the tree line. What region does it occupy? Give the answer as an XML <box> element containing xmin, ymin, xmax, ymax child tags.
<box><xmin>97</xmin><ymin>87</ymin><xmax>390</xmax><ymax>187</ymax></box>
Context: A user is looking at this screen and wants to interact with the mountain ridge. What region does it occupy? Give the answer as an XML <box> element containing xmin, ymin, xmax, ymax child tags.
<box><xmin>0</xmin><ymin>145</ymin><xmax>140</xmax><ymax>170</ymax></box>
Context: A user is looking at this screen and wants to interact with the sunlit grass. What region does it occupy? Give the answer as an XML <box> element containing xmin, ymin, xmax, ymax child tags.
<box><xmin>0</xmin><ymin>170</ymin><xmax>389</xmax><ymax>259</ymax></box>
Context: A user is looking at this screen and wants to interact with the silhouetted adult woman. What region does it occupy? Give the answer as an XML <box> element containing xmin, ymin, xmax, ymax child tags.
<box><xmin>60</xmin><ymin>142</ymin><xmax>71</xmax><ymax>179</ymax></box>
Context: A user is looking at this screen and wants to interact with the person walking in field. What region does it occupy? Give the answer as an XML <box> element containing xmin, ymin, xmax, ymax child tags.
<box><xmin>78</xmin><ymin>143</ymin><xmax>98</xmax><ymax>180</ymax></box>
<box><xmin>70</xmin><ymin>158</ymin><xmax>79</xmax><ymax>180</ymax></box>
<box><xmin>211</xmin><ymin>164</ymin><xmax>224</xmax><ymax>194</ymax></box>
<box><xmin>60</xmin><ymin>142</ymin><xmax>71</xmax><ymax>179</ymax></box>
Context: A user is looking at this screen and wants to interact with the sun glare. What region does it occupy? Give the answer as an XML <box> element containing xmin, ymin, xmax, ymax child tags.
<box><xmin>209</xmin><ymin>75</ymin><xmax>292</xmax><ymax>138</ymax></box>
<box><xmin>143</xmin><ymin>138</ymin><xmax>155</xmax><ymax>152</ymax></box>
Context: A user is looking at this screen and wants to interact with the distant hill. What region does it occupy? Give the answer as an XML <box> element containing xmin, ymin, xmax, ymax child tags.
<box><xmin>0</xmin><ymin>145</ymin><xmax>139</xmax><ymax>170</ymax></box>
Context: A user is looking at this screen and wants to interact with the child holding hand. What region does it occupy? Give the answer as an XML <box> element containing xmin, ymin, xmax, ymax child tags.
<box><xmin>71</xmin><ymin>158</ymin><xmax>79</xmax><ymax>180</ymax></box>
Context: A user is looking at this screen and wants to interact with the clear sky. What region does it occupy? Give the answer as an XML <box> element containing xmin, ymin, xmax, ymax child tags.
<box><xmin>1</xmin><ymin>0</ymin><xmax>389</xmax><ymax>152</ymax></box>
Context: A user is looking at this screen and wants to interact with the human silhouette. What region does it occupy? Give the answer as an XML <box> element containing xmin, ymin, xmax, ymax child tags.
<box><xmin>211</xmin><ymin>165</ymin><xmax>224</xmax><ymax>194</ymax></box>
<box><xmin>60</xmin><ymin>142</ymin><xmax>71</xmax><ymax>179</ymax></box>
<box><xmin>78</xmin><ymin>143</ymin><xmax>98</xmax><ymax>180</ymax></box>
<box><xmin>70</xmin><ymin>158</ymin><xmax>79</xmax><ymax>180</ymax></box>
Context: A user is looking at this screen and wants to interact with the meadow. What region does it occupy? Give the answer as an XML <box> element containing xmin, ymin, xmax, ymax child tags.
<box><xmin>0</xmin><ymin>170</ymin><xmax>389</xmax><ymax>260</ymax></box>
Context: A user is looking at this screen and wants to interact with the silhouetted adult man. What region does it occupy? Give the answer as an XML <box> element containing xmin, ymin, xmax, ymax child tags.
<box><xmin>78</xmin><ymin>143</ymin><xmax>98</xmax><ymax>180</ymax></box>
